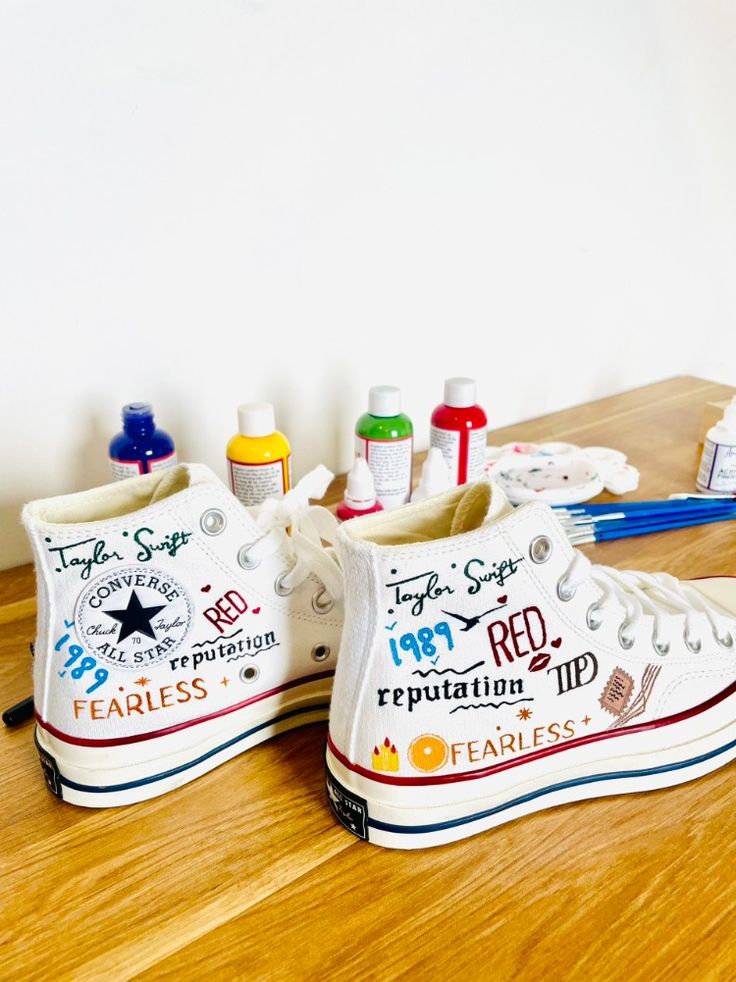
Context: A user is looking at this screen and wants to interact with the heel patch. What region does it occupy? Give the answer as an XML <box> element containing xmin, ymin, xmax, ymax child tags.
<box><xmin>36</xmin><ymin>741</ymin><xmax>63</xmax><ymax>800</ymax></box>
<box><xmin>326</xmin><ymin>767</ymin><xmax>368</xmax><ymax>841</ymax></box>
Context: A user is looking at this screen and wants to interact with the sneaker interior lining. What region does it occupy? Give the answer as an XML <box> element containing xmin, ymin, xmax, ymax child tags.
<box><xmin>346</xmin><ymin>482</ymin><xmax>492</xmax><ymax>546</ymax></box>
<box><xmin>688</xmin><ymin>577</ymin><xmax>736</xmax><ymax>618</ymax></box>
<box><xmin>31</xmin><ymin>466</ymin><xmax>192</xmax><ymax>525</ymax></box>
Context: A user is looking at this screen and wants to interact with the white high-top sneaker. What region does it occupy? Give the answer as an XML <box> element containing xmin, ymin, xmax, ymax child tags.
<box><xmin>325</xmin><ymin>480</ymin><xmax>736</xmax><ymax>849</ymax></box>
<box><xmin>22</xmin><ymin>463</ymin><xmax>343</xmax><ymax>807</ymax></box>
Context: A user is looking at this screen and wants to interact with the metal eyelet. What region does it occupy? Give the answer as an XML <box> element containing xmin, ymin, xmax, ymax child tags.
<box><xmin>274</xmin><ymin>571</ymin><xmax>294</xmax><ymax>597</ymax></box>
<box><xmin>239</xmin><ymin>664</ymin><xmax>260</xmax><ymax>683</ymax></box>
<box><xmin>652</xmin><ymin>636</ymin><xmax>670</xmax><ymax>657</ymax></box>
<box><xmin>312</xmin><ymin>589</ymin><xmax>334</xmax><ymax>615</ymax></box>
<box><xmin>714</xmin><ymin>629</ymin><xmax>734</xmax><ymax>650</ymax></box>
<box><xmin>237</xmin><ymin>544</ymin><xmax>260</xmax><ymax>570</ymax></box>
<box><xmin>200</xmin><ymin>509</ymin><xmax>227</xmax><ymax>535</ymax></box>
<box><xmin>311</xmin><ymin>643</ymin><xmax>331</xmax><ymax>662</ymax></box>
<box><xmin>684</xmin><ymin>632</ymin><xmax>702</xmax><ymax>654</ymax></box>
<box><xmin>557</xmin><ymin>577</ymin><xmax>576</xmax><ymax>602</ymax></box>
<box><xmin>586</xmin><ymin>605</ymin><xmax>603</xmax><ymax>631</ymax></box>
<box><xmin>618</xmin><ymin>623</ymin><xmax>635</xmax><ymax>650</ymax></box>
<box><xmin>529</xmin><ymin>536</ymin><xmax>552</xmax><ymax>564</ymax></box>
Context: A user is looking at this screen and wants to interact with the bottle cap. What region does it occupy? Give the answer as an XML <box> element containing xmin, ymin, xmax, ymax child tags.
<box><xmin>344</xmin><ymin>457</ymin><xmax>378</xmax><ymax>510</ymax></box>
<box><xmin>443</xmin><ymin>377</ymin><xmax>477</xmax><ymax>409</ymax></box>
<box><xmin>123</xmin><ymin>402</ymin><xmax>154</xmax><ymax>422</ymax></box>
<box><xmin>411</xmin><ymin>447</ymin><xmax>452</xmax><ymax>501</ymax></box>
<box><xmin>722</xmin><ymin>396</ymin><xmax>736</xmax><ymax>427</ymax></box>
<box><xmin>237</xmin><ymin>402</ymin><xmax>276</xmax><ymax>437</ymax></box>
<box><xmin>368</xmin><ymin>385</ymin><xmax>402</xmax><ymax>418</ymax></box>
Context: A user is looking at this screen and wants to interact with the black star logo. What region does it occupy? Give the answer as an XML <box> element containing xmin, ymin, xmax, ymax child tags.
<box><xmin>104</xmin><ymin>590</ymin><xmax>165</xmax><ymax>644</ymax></box>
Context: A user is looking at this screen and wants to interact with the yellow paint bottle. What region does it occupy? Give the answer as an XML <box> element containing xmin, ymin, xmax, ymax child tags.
<box><xmin>226</xmin><ymin>402</ymin><xmax>292</xmax><ymax>506</ymax></box>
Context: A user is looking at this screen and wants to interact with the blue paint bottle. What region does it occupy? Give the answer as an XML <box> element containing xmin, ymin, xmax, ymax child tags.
<box><xmin>109</xmin><ymin>402</ymin><xmax>177</xmax><ymax>480</ymax></box>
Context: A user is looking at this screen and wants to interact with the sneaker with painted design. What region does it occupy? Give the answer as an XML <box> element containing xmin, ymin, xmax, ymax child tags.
<box><xmin>23</xmin><ymin>463</ymin><xmax>342</xmax><ymax>806</ymax></box>
<box><xmin>325</xmin><ymin>479</ymin><xmax>736</xmax><ymax>848</ymax></box>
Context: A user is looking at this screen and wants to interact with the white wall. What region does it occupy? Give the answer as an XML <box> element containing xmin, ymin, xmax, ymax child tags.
<box><xmin>1</xmin><ymin>1</ymin><xmax>735</xmax><ymax>569</ymax></box>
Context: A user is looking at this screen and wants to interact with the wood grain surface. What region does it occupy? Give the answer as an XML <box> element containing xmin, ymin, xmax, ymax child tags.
<box><xmin>1</xmin><ymin>375</ymin><xmax>735</xmax><ymax>982</ymax></box>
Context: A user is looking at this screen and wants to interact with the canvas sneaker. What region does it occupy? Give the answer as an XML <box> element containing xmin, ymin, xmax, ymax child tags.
<box><xmin>23</xmin><ymin>463</ymin><xmax>343</xmax><ymax>807</ymax></box>
<box><xmin>325</xmin><ymin>479</ymin><xmax>736</xmax><ymax>848</ymax></box>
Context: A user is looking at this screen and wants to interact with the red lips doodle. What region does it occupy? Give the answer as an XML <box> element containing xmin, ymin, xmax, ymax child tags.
<box><xmin>528</xmin><ymin>652</ymin><xmax>551</xmax><ymax>672</ymax></box>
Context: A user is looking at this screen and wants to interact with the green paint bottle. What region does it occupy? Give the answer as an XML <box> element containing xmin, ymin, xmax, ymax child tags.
<box><xmin>355</xmin><ymin>385</ymin><xmax>414</xmax><ymax>510</ymax></box>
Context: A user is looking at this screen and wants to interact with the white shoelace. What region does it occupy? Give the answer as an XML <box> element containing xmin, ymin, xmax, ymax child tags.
<box><xmin>561</xmin><ymin>552</ymin><xmax>735</xmax><ymax>654</ymax></box>
<box><xmin>241</xmin><ymin>465</ymin><xmax>343</xmax><ymax>605</ymax></box>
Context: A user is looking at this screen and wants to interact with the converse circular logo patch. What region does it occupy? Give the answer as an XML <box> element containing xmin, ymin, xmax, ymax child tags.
<box><xmin>76</xmin><ymin>566</ymin><xmax>192</xmax><ymax>670</ymax></box>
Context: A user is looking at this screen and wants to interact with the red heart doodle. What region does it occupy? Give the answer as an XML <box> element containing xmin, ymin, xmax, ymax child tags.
<box><xmin>497</xmin><ymin>595</ymin><xmax>507</xmax><ymax>604</ymax></box>
<box><xmin>528</xmin><ymin>652</ymin><xmax>551</xmax><ymax>672</ymax></box>
<box><xmin>551</xmin><ymin>637</ymin><xmax>562</xmax><ymax>649</ymax></box>
<box><xmin>200</xmin><ymin>585</ymin><xmax>212</xmax><ymax>593</ymax></box>
<box><xmin>252</xmin><ymin>607</ymin><xmax>261</xmax><ymax>614</ymax></box>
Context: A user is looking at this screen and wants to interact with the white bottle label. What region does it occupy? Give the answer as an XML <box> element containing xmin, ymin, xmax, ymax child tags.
<box><xmin>228</xmin><ymin>458</ymin><xmax>289</xmax><ymax>506</ymax></box>
<box><xmin>430</xmin><ymin>425</ymin><xmax>487</xmax><ymax>484</ymax></box>
<box><xmin>355</xmin><ymin>435</ymin><xmax>413</xmax><ymax>510</ymax></box>
<box><xmin>109</xmin><ymin>453</ymin><xmax>178</xmax><ymax>481</ymax></box>
<box><xmin>467</xmin><ymin>426</ymin><xmax>488</xmax><ymax>481</ymax></box>
<box><xmin>430</xmin><ymin>426</ymin><xmax>460</xmax><ymax>483</ymax></box>
<box><xmin>110</xmin><ymin>458</ymin><xmax>144</xmax><ymax>481</ymax></box>
<box><xmin>697</xmin><ymin>440</ymin><xmax>736</xmax><ymax>492</ymax></box>
<box><xmin>149</xmin><ymin>451</ymin><xmax>178</xmax><ymax>472</ymax></box>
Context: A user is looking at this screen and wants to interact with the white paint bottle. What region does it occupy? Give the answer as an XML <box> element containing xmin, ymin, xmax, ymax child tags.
<box><xmin>696</xmin><ymin>396</ymin><xmax>736</xmax><ymax>493</ymax></box>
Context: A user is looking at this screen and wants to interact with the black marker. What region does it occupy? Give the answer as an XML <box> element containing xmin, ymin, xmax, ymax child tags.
<box><xmin>3</xmin><ymin>642</ymin><xmax>36</xmax><ymax>726</ymax></box>
<box><xmin>3</xmin><ymin>695</ymin><xmax>34</xmax><ymax>727</ymax></box>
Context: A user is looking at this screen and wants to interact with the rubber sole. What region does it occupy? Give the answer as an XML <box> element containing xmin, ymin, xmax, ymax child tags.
<box><xmin>35</xmin><ymin>677</ymin><xmax>332</xmax><ymax>807</ymax></box>
<box><xmin>325</xmin><ymin>711</ymin><xmax>736</xmax><ymax>849</ymax></box>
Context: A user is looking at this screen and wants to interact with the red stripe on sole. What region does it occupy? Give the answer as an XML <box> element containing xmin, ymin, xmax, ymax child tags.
<box><xmin>37</xmin><ymin>671</ymin><xmax>334</xmax><ymax>747</ymax></box>
<box><xmin>328</xmin><ymin>677</ymin><xmax>736</xmax><ymax>786</ymax></box>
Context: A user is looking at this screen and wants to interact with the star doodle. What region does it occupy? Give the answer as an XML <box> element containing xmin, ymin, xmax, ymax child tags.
<box><xmin>582</xmin><ymin>715</ymin><xmax>592</xmax><ymax>726</ymax></box>
<box><xmin>104</xmin><ymin>590</ymin><xmax>165</xmax><ymax>644</ymax></box>
<box><xmin>517</xmin><ymin>707</ymin><xmax>533</xmax><ymax>721</ymax></box>
<box><xmin>221</xmin><ymin>677</ymin><xmax>230</xmax><ymax>687</ymax></box>
<box><xmin>134</xmin><ymin>677</ymin><xmax>151</xmax><ymax>687</ymax></box>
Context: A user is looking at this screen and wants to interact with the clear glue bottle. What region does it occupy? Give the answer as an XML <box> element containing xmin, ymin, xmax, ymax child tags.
<box><xmin>336</xmin><ymin>457</ymin><xmax>384</xmax><ymax>521</ymax></box>
<box><xmin>227</xmin><ymin>402</ymin><xmax>292</xmax><ymax>507</ymax></box>
<box><xmin>109</xmin><ymin>402</ymin><xmax>177</xmax><ymax>480</ymax></box>
<box><xmin>355</xmin><ymin>386</ymin><xmax>413</xmax><ymax>510</ymax></box>
<box><xmin>430</xmin><ymin>377</ymin><xmax>488</xmax><ymax>486</ymax></box>
<box><xmin>411</xmin><ymin>447</ymin><xmax>452</xmax><ymax>502</ymax></box>
<box><xmin>697</xmin><ymin>396</ymin><xmax>736</xmax><ymax>494</ymax></box>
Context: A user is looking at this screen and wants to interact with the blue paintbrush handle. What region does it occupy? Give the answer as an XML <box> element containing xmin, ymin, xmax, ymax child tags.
<box><xmin>568</xmin><ymin>506</ymin><xmax>736</xmax><ymax>528</ymax></box>
<box><xmin>582</xmin><ymin>511</ymin><xmax>736</xmax><ymax>541</ymax></box>
<box><xmin>556</xmin><ymin>498</ymin><xmax>736</xmax><ymax>518</ymax></box>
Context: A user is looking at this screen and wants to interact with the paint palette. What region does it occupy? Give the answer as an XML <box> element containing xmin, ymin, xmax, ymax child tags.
<box><xmin>484</xmin><ymin>443</ymin><xmax>639</xmax><ymax>505</ymax></box>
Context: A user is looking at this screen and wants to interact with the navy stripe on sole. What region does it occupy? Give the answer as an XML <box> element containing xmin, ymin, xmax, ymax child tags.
<box><xmin>366</xmin><ymin>735</ymin><xmax>736</xmax><ymax>836</ymax></box>
<box><xmin>38</xmin><ymin>703</ymin><xmax>330</xmax><ymax>795</ymax></box>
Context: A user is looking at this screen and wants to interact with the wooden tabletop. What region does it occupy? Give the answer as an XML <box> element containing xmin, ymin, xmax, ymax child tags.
<box><xmin>2</xmin><ymin>375</ymin><xmax>735</xmax><ymax>981</ymax></box>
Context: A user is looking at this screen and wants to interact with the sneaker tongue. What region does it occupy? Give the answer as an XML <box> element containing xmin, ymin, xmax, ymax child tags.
<box><xmin>149</xmin><ymin>467</ymin><xmax>191</xmax><ymax>503</ymax></box>
<box><xmin>449</xmin><ymin>480</ymin><xmax>514</xmax><ymax>536</ymax></box>
<box><xmin>148</xmin><ymin>464</ymin><xmax>220</xmax><ymax>504</ymax></box>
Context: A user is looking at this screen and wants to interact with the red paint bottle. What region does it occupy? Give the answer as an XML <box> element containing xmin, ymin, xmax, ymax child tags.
<box><xmin>336</xmin><ymin>457</ymin><xmax>384</xmax><ymax>521</ymax></box>
<box><xmin>430</xmin><ymin>378</ymin><xmax>488</xmax><ymax>486</ymax></box>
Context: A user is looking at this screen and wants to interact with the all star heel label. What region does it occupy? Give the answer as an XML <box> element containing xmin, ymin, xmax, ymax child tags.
<box><xmin>36</xmin><ymin>744</ymin><xmax>63</xmax><ymax>799</ymax></box>
<box><xmin>326</xmin><ymin>769</ymin><xmax>369</xmax><ymax>841</ymax></box>
<box><xmin>76</xmin><ymin>566</ymin><xmax>192</xmax><ymax>669</ymax></box>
